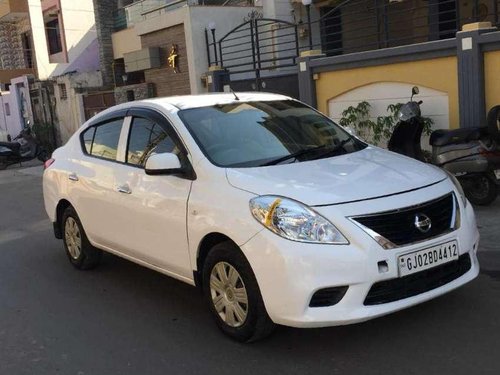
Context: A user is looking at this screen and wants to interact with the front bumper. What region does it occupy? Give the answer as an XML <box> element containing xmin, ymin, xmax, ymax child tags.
<box><xmin>241</xmin><ymin>183</ymin><xmax>480</xmax><ymax>328</ymax></box>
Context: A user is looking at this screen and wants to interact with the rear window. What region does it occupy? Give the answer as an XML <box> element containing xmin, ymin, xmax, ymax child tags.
<box><xmin>82</xmin><ymin>127</ymin><xmax>95</xmax><ymax>154</ymax></box>
<box><xmin>82</xmin><ymin>118</ymin><xmax>123</xmax><ymax>161</ymax></box>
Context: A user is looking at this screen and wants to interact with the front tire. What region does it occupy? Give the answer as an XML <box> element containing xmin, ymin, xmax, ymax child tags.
<box><xmin>202</xmin><ymin>242</ymin><xmax>275</xmax><ymax>342</ymax></box>
<box><xmin>62</xmin><ymin>206</ymin><xmax>102</xmax><ymax>270</ymax></box>
<box><xmin>461</xmin><ymin>174</ymin><xmax>497</xmax><ymax>206</ymax></box>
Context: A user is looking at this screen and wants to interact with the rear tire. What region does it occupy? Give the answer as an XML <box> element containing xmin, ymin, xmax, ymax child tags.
<box><xmin>461</xmin><ymin>174</ymin><xmax>497</xmax><ymax>206</ymax></box>
<box><xmin>62</xmin><ymin>206</ymin><xmax>102</xmax><ymax>270</ymax></box>
<box><xmin>202</xmin><ymin>241</ymin><xmax>275</xmax><ymax>342</ymax></box>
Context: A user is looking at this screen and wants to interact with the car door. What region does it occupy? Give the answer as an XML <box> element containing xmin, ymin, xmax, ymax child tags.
<box><xmin>71</xmin><ymin>115</ymin><xmax>128</xmax><ymax>248</ymax></box>
<box><xmin>110</xmin><ymin>109</ymin><xmax>193</xmax><ymax>280</ymax></box>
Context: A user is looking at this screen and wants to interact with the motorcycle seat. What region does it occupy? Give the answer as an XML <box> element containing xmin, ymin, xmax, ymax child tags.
<box><xmin>429</xmin><ymin>127</ymin><xmax>488</xmax><ymax>147</ymax></box>
<box><xmin>0</xmin><ymin>141</ymin><xmax>20</xmax><ymax>152</ymax></box>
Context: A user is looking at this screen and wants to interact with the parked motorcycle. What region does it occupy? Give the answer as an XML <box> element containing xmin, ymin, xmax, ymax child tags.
<box><xmin>388</xmin><ymin>87</ymin><xmax>500</xmax><ymax>206</ymax></box>
<box><xmin>0</xmin><ymin>122</ymin><xmax>50</xmax><ymax>170</ymax></box>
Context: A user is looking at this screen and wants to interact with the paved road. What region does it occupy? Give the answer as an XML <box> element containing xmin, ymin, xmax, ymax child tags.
<box><xmin>1</xmin><ymin>166</ymin><xmax>499</xmax><ymax>375</ymax></box>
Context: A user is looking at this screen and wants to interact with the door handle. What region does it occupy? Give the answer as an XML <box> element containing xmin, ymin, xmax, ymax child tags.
<box><xmin>117</xmin><ymin>185</ymin><xmax>132</xmax><ymax>194</ymax></box>
<box><xmin>68</xmin><ymin>173</ymin><xmax>79</xmax><ymax>182</ymax></box>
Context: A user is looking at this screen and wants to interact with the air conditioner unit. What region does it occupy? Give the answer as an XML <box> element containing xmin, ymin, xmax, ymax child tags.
<box><xmin>124</xmin><ymin>48</ymin><xmax>161</xmax><ymax>73</ymax></box>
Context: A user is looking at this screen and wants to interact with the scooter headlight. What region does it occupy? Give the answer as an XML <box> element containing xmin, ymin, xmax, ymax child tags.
<box><xmin>249</xmin><ymin>196</ymin><xmax>349</xmax><ymax>244</ymax></box>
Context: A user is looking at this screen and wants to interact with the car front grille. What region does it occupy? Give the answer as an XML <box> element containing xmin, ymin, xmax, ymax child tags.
<box><xmin>364</xmin><ymin>253</ymin><xmax>471</xmax><ymax>305</ymax></box>
<box><xmin>352</xmin><ymin>193</ymin><xmax>455</xmax><ymax>247</ymax></box>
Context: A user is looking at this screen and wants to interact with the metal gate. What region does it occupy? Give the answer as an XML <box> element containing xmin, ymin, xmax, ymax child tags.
<box><xmin>82</xmin><ymin>92</ymin><xmax>116</xmax><ymax>121</ymax></box>
<box><xmin>206</xmin><ymin>13</ymin><xmax>300</xmax><ymax>97</ymax></box>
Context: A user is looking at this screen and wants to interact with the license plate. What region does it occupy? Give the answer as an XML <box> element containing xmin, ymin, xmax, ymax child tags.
<box><xmin>494</xmin><ymin>169</ymin><xmax>500</xmax><ymax>180</ymax></box>
<box><xmin>398</xmin><ymin>240</ymin><xmax>459</xmax><ymax>277</ymax></box>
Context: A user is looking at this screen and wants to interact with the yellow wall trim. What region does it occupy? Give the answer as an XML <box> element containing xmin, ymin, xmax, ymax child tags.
<box><xmin>315</xmin><ymin>56</ymin><xmax>459</xmax><ymax>129</ymax></box>
<box><xmin>484</xmin><ymin>51</ymin><xmax>500</xmax><ymax>114</ymax></box>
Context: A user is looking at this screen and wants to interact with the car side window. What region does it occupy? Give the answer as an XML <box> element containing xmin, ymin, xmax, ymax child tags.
<box><xmin>82</xmin><ymin>127</ymin><xmax>95</xmax><ymax>154</ymax></box>
<box><xmin>84</xmin><ymin>119</ymin><xmax>123</xmax><ymax>161</ymax></box>
<box><xmin>127</xmin><ymin>117</ymin><xmax>180</xmax><ymax>167</ymax></box>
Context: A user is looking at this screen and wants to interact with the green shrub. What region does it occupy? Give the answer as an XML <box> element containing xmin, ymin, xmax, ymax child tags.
<box><xmin>339</xmin><ymin>101</ymin><xmax>433</xmax><ymax>146</ymax></box>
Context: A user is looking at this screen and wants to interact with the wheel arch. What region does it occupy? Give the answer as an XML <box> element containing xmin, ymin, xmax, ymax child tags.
<box><xmin>194</xmin><ymin>232</ymin><xmax>239</xmax><ymax>288</ymax></box>
<box><xmin>54</xmin><ymin>199</ymin><xmax>72</xmax><ymax>239</ymax></box>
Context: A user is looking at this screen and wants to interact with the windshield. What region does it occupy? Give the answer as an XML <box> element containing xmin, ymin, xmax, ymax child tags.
<box><xmin>178</xmin><ymin>100</ymin><xmax>366</xmax><ymax>168</ymax></box>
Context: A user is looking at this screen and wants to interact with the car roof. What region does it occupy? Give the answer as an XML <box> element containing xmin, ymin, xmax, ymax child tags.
<box><xmin>82</xmin><ymin>92</ymin><xmax>294</xmax><ymax>129</ymax></box>
<box><xmin>141</xmin><ymin>92</ymin><xmax>292</xmax><ymax>110</ymax></box>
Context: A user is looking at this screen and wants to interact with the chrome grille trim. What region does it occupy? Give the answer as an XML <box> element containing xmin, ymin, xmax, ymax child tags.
<box><xmin>349</xmin><ymin>193</ymin><xmax>458</xmax><ymax>249</ymax></box>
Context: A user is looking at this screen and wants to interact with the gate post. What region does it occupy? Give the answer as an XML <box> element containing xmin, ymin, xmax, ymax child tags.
<box><xmin>298</xmin><ymin>50</ymin><xmax>324</xmax><ymax>108</ymax></box>
<box><xmin>206</xmin><ymin>66</ymin><xmax>230</xmax><ymax>92</ymax></box>
<box><xmin>456</xmin><ymin>22</ymin><xmax>497</xmax><ymax>128</ymax></box>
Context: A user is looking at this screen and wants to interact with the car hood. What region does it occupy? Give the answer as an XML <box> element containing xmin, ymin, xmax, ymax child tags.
<box><xmin>225</xmin><ymin>147</ymin><xmax>447</xmax><ymax>206</ymax></box>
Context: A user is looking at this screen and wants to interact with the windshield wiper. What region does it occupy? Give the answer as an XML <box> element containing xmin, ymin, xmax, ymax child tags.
<box><xmin>261</xmin><ymin>145</ymin><xmax>328</xmax><ymax>166</ymax></box>
<box><xmin>310</xmin><ymin>138</ymin><xmax>354</xmax><ymax>161</ymax></box>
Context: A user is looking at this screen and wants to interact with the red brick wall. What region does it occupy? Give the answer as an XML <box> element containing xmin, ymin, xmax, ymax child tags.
<box><xmin>141</xmin><ymin>24</ymin><xmax>191</xmax><ymax>97</ymax></box>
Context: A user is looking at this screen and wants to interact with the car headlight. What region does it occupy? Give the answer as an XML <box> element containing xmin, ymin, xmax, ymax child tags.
<box><xmin>445</xmin><ymin>170</ymin><xmax>468</xmax><ymax>207</ymax></box>
<box><xmin>249</xmin><ymin>196</ymin><xmax>349</xmax><ymax>244</ymax></box>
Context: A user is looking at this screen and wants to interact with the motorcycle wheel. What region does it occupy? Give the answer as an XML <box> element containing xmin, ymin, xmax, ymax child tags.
<box><xmin>461</xmin><ymin>175</ymin><xmax>497</xmax><ymax>206</ymax></box>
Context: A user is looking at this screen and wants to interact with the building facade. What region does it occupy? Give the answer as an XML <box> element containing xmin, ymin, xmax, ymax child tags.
<box><xmin>108</xmin><ymin>0</ymin><xmax>265</xmax><ymax>103</ymax></box>
<box><xmin>297</xmin><ymin>0</ymin><xmax>500</xmax><ymax>131</ymax></box>
<box><xmin>2</xmin><ymin>0</ymin><xmax>497</xmax><ymax>146</ymax></box>
<box><xmin>0</xmin><ymin>0</ymin><xmax>100</xmax><ymax>144</ymax></box>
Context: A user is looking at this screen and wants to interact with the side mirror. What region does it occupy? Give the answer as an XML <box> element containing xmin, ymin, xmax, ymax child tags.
<box><xmin>145</xmin><ymin>153</ymin><xmax>183</xmax><ymax>176</ymax></box>
<box><xmin>410</xmin><ymin>86</ymin><xmax>419</xmax><ymax>102</ymax></box>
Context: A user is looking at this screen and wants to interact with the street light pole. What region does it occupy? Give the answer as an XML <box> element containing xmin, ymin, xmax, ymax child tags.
<box><xmin>302</xmin><ymin>0</ymin><xmax>313</xmax><ymax>51</ymax></box>
<box><xmin>208</xmin><ymin>22</ymin><xmax>218</xmax><ymax>66</ymax></box>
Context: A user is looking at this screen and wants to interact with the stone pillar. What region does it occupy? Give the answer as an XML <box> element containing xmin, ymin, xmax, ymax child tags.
<box><xmin>93</xmin><ymin>0</ymin><xmax>116</xmax><ymax>88</ymax></box>
<box><xmin>297</xmin><ymin>50</ymin><xmax>324</xmax><ymax>108</ymax></box>
<box><xmin>456</xmin><ymin>22</ymin><xmax>497</xmax><ymax>128</ymax></box>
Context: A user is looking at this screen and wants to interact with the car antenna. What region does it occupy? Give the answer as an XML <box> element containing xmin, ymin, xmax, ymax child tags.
<box><xmin>230</xmin><ymin>88</ymin><xmax>240</xmax><ymax>101</ymax></box>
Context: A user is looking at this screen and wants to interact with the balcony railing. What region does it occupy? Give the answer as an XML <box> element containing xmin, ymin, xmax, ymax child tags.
<box><xmin>307</xmin><ymin>0</ymin><xmax>500</xmax><ymax>57</ymax></box>
<box><xmin>113</xmin><ymin>0</ymin><xmax>258</xmax><ymax>31</ymax></box>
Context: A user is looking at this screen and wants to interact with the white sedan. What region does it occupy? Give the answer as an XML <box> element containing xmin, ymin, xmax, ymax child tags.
<box><xmin>43</xmin><ymin>93</ymin><xmax>480</xmax><ymax>342</ymax></box>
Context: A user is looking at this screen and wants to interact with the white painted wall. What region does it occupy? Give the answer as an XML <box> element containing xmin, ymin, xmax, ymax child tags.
<box><xmin>54</xmin><ymin>71</ymin><xmax>102</xmax><ymax>144</ymax></box>
<box><xmin>0</xmin><ymin>92</ymin><xmax>16</xmax><ymax>140</ymax></box>
<box><xmin>28</xmin><ymin>0</ymin><xmax>98</xmax><ymax>80</ymax></box>
<box><xmin>8</xmin><ymin>76</ymin><xmax>33</xmax><ymax>137</ymax></box>
<box><xmin>263</xmin><ymin>0</ymin><xmax>294</xmax><ymax>21</ymax></box>
<box><xmin>328</xmin><ymin>82</ymin><xmax>450</xmax><ymax>148</ymax></box>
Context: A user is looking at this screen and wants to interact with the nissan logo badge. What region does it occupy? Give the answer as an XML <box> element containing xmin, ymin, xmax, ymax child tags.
<box><xmin>414</xmin><ymin>213</ymin><xmax>432</xmax><ymax>233</ymax></box>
